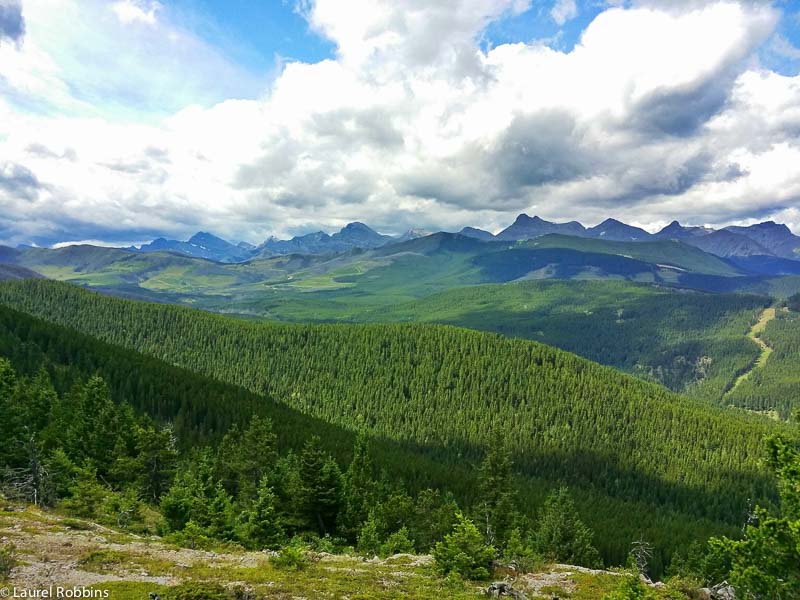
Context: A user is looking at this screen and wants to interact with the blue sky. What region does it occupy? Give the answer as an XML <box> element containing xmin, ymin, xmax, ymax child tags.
<box><xmin>172</xmin><ymin>0</ymin><xmax>800</xmax><ymax>79</ymax></box>
<box><xmin>1</xmin><ymin>0</ymin><xmax>800</xmax><ymax>247</ymax></box>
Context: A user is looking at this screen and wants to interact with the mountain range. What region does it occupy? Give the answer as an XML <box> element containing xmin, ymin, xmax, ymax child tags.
<box><xmin>123</xmin><ymin>214</ymin><xmax>800</xmax><ymax>264</ymax></box>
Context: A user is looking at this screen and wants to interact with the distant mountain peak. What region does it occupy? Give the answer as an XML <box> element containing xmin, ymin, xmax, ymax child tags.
<box><xmin>587</xmin><ymin>219</ymin><xmax>651</xmax><ymax>241</ymax></box>
<box><xmin>189</xmin><ymin>231</ymin><xmax>228</xmax><ymax>244</ymax></box>
<box><xmin>458</xmin><ymin>226</ymin><xmax>495</xmax><ymax>241</ymax></box>
<box><xmin>341</xmin><ymin>221</ymin><xmax>373</xmax><ymax>232</ymax></box>
<box><xmin>497</xmin><ymin>214</ymin><xmax>586</xmax><ymax>241</ymax></box>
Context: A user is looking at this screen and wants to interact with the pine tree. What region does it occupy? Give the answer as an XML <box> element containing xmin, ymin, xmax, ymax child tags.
<box><xmin>476</xmin><ymin>435</ymin><xmax>518</xmax><ymax>548</ymax></box>
<box><xmin>357</xmin><ymin>511</ymin><xmax>383</xmax><ymax>557</ymax></box>
<box><xmin>432</xmin><ymin>512</ymin><xmax>495</xmax><ymax>579</ymax></box>
<box><xmin>339</xmin><ymin>433</ymin><xmax>377</xmax><ymax>540</ymax></box>
<box><xmin>237</xmin><ymin>476</ymin><xmax>284</xmax><ymax>550</ymax></box>
<box><xmin>410</xmin><ymin>488</ymin><xmax>459</xmax><ymax>553</ymax></box>
<box><xmin>709</xmin><ymin>420</ymin><xmax>800</xmax><ymax>597</ymax></box>
<box><xmin>132</xmin><ymin>423</ymin><xmax>178</xmax><ymax>503</ymax></box>
<box><xmin>534</xmin><ymin>487</ymin><xmax>601</xmax><ymax>568</ymax></box>
<box><xmin>299</xmin><ymin>436</ymin><xmax>342</xmax><ymax>536</ymax></box>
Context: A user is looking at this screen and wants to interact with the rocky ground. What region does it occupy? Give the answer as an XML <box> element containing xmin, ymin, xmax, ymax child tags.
<box><xmin>1</xmin><ymin>506</ymin><xmax>689</xmax><ymax>600</ymax></box>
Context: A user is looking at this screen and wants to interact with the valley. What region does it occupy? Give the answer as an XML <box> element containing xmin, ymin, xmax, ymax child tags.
<box><xmin>0</xmin><ymin>279</ymin><xmax>787</xmax><ymax>573</ymax></box>
<box><xmin>726</xmin><ymin>306</ymin><xmax>777</xmax><ymax>396</ymax></box>
<box><xmin>2</xmin><ymin>217</ymin><xmax>800</xmax><ymax>595</ymax></box>
<box><xmin>5</xmin><ymin>222</ymin><xmax>800</xmax><ymax>414</ymax></box>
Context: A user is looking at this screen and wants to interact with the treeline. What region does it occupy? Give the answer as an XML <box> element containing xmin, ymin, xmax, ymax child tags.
<box><xmin>0</xmin><ymin>359</ymin><xmax>600</xmax><ymax>575</ymax></box>
<box><xmin>0</xmin><ymin>280</ymin><xmax>786</xmax><ymax>573</ymax></box>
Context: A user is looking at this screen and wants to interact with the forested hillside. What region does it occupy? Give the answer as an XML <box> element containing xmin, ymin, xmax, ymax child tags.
<box><xmin>0</xmin><ymin>279</ymin><xmax>785</xmax><ymax>573</ymax></box>
<box><xmin>726</xmin><ymin>302</ymin><xmax>800</xmax><ymax>419</ymax></box>
<box><xmin>362</xmin><ymin>280</ymin><xmax>767</xmax><ymax>399</ymax></box>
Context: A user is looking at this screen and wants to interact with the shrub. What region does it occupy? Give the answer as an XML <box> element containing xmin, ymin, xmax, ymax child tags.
<box><xmin>603</xmin><ymin>571</ymin><xmax>656</xmax><ymax>600</ymax></box>
<box><xmin>381</xmin><ymin>527</ymin><xmax>415</xmax><ymax>556</ymax></box>
<box><xmin>78</xmin><ymin>550</ymin><xmax>126</xmax><ymax>573</ymax></box>
<box><xmin>432</xmin><ymin>512</ymin><xmax>495</xmax><ymax>580</ymax></box>
<box><xmin>0</xmin><ymin>543</ymin><xmax>16</xmax><ymax>581</ymax></box>
<box><xmin>61</xmin><ymin>518</ymin><xmax>93</xmax><ymax>531</ymax></box>
<box><xmin>168</xmin><ymin>581</ymin><xmax>230</xmax><ymax>600</ymax></box>
<box><xmin>503</xmin><ymin>528</ymin><xmax>542</xmax><ymax>573</ymax></box>
<box><xmin>357</xmin><ymin>512</ymin><xmax>382</xmax><ymax>557</ymax></box>
<box><xmin>164</xmin><ymin>520</ymin><xmax>213</xmax><ymax>550</ymax></box>
<box><xmin>270</xmin><ymin>545</ymin><xmax>308</xmax><ymax>571</ymax></box>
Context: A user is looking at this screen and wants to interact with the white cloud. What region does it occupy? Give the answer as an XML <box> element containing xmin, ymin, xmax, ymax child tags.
<box><xmin>551</xmin><ymin>0</ymin><xmax>578</xmax><ymax>25</ymax></box>
<box><xmin>0</xmin><ymin>0</ymin><xmax>798</xmax><ymax>246</ymax></box>
<box><xmin>111</xmin><ymin>0</ymin><xmax>160</xmax><ymax>26</ymax></box>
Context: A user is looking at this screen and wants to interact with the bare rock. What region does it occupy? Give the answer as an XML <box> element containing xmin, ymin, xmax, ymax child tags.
<box><xmin>485</xmin><ymin>581</ymin><xmax>528</xmax><ymax>599</ymax></box>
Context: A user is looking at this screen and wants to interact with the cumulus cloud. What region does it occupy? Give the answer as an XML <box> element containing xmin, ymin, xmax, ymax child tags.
<box><xmin>0</xmin><ymin>0</ymin><xmax>24</xmax><ymax>44</ymax></box>
<box><xmin>0</xmin><ymin>0</ymin><xmax>799</xmax><ymax>246</ymax></box>
<box><xmin>111</xmin><ymin>0</ymin><xmax>160</xmax><ymax>26</ymax></box>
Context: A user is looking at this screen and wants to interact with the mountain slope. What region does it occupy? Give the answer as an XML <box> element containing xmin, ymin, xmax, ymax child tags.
<box><xmin>0</xmin><ymin>264</ymin><xmax>44</xmax><ymax>280</ymax></box>
<box><xmin>364</xmin><ymin>280</ymin><xmax>766</xmax><ymax>399</ymax></box>
<box><xmin>0</xmin><ymin>280</ymin><xmax>780</xmax><ymax>531</ymax></box>
<box><xmin>682</xmin><ymin>230</ymin><xmax>774</xmax><ymax>258</ymax></box>
<box><xmin>725</xmin><ymin>221</ymin><xmax>800</xmax><ymax>258</ymax></box>
<box><xmin>458</xmin><ymin>226</ymin><xmax>495</xmax><ymax>240</ymax></box>
<box><xmin>522</xmin><ymin>234</ymin><xmax>743</xmax><ymax>276</ymax></box>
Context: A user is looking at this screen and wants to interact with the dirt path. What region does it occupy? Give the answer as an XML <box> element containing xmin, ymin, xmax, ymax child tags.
<box><xmin>727</xmin><ymin>306</ymin><xmax>776</xmax><ymax>394</ymax></box>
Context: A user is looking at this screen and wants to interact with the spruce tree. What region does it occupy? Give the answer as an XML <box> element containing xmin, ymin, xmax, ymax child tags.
<box><xmin>339</xmin><ymin>433</ymin><xmax>377</xmax><ymax>540</ymax></box>
<box><xmin>476</xmin><ymin>435</ymin><xmax>518</xmax><ymax>547</ymax></box>
<box><xmin>299</xmin><ymin>436</ymin><xmax>342</xmax><ymax>536</ymax></box>
<box><xmin>534</xmin><ymin>487</ymin><xmax>601</xmax><ymax>568</ymax></box>
<box><xmin>238</xmin><ymin>476</ymin><xmax>284</xmax><ymax>549</ymax></box>
<box><xmin>433</xmin><ymin>512</ymin><xmax>495</xmax><ymax>579</ymax></box>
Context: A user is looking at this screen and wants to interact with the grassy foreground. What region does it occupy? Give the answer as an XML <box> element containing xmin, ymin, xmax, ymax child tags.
<box><xmin>1</xmin><ymin>506</ymin><xmax>688</xmax><ymax>600</ymax></box>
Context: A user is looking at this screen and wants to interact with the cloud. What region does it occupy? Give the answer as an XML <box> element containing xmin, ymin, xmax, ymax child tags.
<box><xmin>0</xmin><ymin>162</ymin><xmax>41</xmax><ymax>201</ymax></box>
<box><xmin>1</xmin><ymin>0</ymin><xmax>799</xmax><ymax>246</ymax></box>
<box><xmin>111</xmin><ymin>0</ymin><xmax>160</xmax><ymax>26</ymax></box>
<box><xmin>769</xmin><ymin>33</ymin><xmax>800</xmax><ymax>61</ymax></box>
<box><xmin>551</xmin><ymin>0</ymin><xmax>578</xmax><ymax>25</ymax></box>
<box><xmin>0</xmin><ymin>0</ymin><xmax>264</xmax><ymax>120</ymax></box>
<box><xmin>0</xmin><ymin>0</ymin><xmax>24</xmax><ymax>44</ymax></box>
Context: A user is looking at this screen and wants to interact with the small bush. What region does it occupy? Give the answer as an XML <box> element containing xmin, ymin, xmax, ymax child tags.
<box><xmin>381</xmin><ymin>527</ymin><xmax>415</xmax><ymax>556</ymax></box>
<box><xmin>62</xmin><ymin>518</ymin><xmax>93</xmax><ymax>531</ymax></box>
<box><xmin>164</xmin><ymin>521</ymin><xmax>214</xmax><ymax>550</ymax></box>
<box><xmin>503</xmin><ymin>528</ymin><xmax>543</xmax><ymax>573</ymax></box>
<box><xmin>270</xmin><ymin>545</ymin><xmax>309</xmax><ymax>571</ymax></box>
<box><xmin>433</xmin><ymin>512</ymin><xmax>495</xmax><ymax>580</ymax></box>
<box><xmin>168</xmin><ymin>581</ymin><xmax>230</xmax><ymax>600</ymax></box>
<box><xmin>78</xmin><ymin>549</ymin><xmax>126</xmax><ymax>573</ymax></box>
<box><xmin>0</xmin><ymin>543</ymin><xmax>16</xmax><ymax>581</ymax></box>
<box><xmin>603</xmin><ymin>572</ymin><xmax>657</xmax><ymax>600</ymax></box>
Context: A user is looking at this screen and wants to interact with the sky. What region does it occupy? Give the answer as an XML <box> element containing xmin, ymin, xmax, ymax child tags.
<box><xmin>0</xmin><ymin>0</ymin><xmax>799</xmax><ymax>247</ymax></box>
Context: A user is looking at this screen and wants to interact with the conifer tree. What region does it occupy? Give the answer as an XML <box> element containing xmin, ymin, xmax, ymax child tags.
<box><xmin>476</xmin><ymin>435</ymin><xmax>518</xmax><ymax>547</ymax></box>
<box><xmin>339</xmin><ymin>433</ymin><xmax>377</xmax><ymax>540</ymax></box>
<box><xmin>709</xmin><ymin>416</ymin><xmax>800</xmax><ymax>597</ymax></box>
<box><xmin>534</xmin><ymin>487</ymin><xmax>601</xmax><ymax>568</ymax></box>
<box><xmin>433</xmin><ymin>512</ymin><xmax>495</xmax><ymax>579</ymax></box>
<box><xmin>299</xmin><ymin>436</ymin><xmax>342</xmax><ymax>536</ymax></box>
<box><xmin>237</xmin><ymin>476</ymin><xmax>284</xmax><ymax>549</ymax></box>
